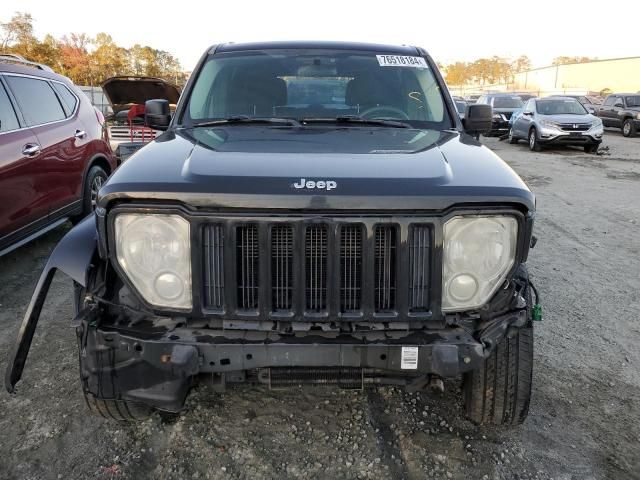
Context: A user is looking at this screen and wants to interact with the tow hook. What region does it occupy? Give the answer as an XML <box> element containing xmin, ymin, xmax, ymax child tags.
<box><xmin>427</xmin><ymin>375</ymin><xmax>445</xmax><ymax>394</ymax></box>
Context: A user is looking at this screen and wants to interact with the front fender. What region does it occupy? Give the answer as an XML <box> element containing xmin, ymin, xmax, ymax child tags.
<box><xmin>4</xmin><ymin>215</ymin><xmax>98</xmax><ymax>393</ymax></box>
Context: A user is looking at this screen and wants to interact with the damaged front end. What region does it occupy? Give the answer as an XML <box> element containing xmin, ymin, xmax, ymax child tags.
<box><xmin>5</xmin><ymin>208</ymin><xmax>536</xmax><ymax>423</ymax></box>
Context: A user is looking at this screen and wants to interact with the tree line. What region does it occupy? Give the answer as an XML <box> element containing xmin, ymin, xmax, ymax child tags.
<box><xmin>443</xmin><ymin>55</ymin><xmax>597</xmax><ymax>86</ymax></box>
<box><xmin>1</xmin><ymin>12</ymin><xmax>187</xmax><ymax>86</ymax></box>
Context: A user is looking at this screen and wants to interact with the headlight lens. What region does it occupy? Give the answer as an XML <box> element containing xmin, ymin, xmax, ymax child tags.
<box><xmin>442</xmin><ymin>216</ymin><xmax>517</xmax><ymax>312</ymax></box>
<box><xmin>592</xmin><ymin>118</ymin><xmax>603</xmax><ymax>127</ymax></box>
<box><xmin>115</xmin><ymin>214</ymin><xmax>192</xmax><ymax>309</ymax></box>
<box><xmin>540</xmin><ymin>119</ymin><xmax>560</xmax><ymax>129</ymax></box>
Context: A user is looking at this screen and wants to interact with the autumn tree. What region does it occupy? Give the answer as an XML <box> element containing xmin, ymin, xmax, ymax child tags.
<box><xmin>512</xmin><ymin>55</ymin><xmax>531</xmax><ymax>73</ymax></box>
<box><xmin>444</xmin><ymin>62</ymin><xmax>470</xmax><ymax>85</ymax></box>
<box><xmin>1</xmin><ymin>11</ymin><xmax>186</xmax><ymax>87</ymax></box>
<box><xmin>552</xmin><ymin>56</ymin><xmax>597</xmax><ymax>65</ymax></box>
<box><xmin>0</xmin><ymin>12</ymin><xmax>34</xmax><ymax>51</ymax></box>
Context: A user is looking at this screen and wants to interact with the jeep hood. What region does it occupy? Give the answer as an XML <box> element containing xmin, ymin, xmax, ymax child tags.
<box><xmin>99</xmin><ymin>127</ymin><xmax>535</xmax><ymax>211</ymax></box>
<box><xmin>101</xmin><ymin>76</ymin><xmax>181</xmax><ymax>114</ymax></box>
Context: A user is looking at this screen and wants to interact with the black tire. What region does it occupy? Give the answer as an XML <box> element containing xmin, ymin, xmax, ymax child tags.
<box><xmin>508</xmin><ymin>128</ymin><xmax>518</xmax><ymax>144</ymax></box>
<box><xmin>71</xmin><ymin>165</ymin><xmax>108</xmax><ymax>224</ymax></box>
<box><xmin>74</xmin><ymin>282</ymin><xmax>152</xmax><ymax>422</ymax></box>
<box><xmin>528</xmin><ymin>128</ymin><xmax>542</xmax><ymax>152</ymax></box>
<box><xmin>622</xmin><ymin>119</ymin><xmax>636</xmax><ymax>138</ymax></box>
<box><xmin>463</xmin><ymin>325</ymin><xmax>533</xmax><ymax>426</ymax></box>
<box><xmin>84</xmin><ymin>392</ymin><xmax>152</xmax><ymax>422</ymax></box>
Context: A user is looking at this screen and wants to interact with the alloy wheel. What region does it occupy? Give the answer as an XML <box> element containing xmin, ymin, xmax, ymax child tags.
<box><xmin>90</xmin><ymin>175</ymin><xmax>105</xmax><ymax>210</ymax></box>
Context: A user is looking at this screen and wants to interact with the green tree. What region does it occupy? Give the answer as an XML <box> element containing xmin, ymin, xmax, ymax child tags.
<box><xmin>1</xmin><ymin>12</ymin><xmax>34</xmax><ymax>50</ymax></box>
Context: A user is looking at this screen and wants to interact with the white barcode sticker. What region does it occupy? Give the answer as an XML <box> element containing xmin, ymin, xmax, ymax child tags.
<box><xmin>377</xmin><ymin>55</ymin><xmax>427</xmax><ymax>68</ymax></box>
<box><xmin>401</xmin><ymin>346</ymin><xmax>419</xmax><ymax>369</ymax></box>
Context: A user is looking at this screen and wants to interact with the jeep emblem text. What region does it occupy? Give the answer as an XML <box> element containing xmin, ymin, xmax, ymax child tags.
<box><xmin>293</xmin><ymin>178</ymin><xmax>337</xmax><ymax>191</ymax></box>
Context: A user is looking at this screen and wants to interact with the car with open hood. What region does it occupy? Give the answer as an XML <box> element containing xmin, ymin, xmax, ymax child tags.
<box><xmin>6</xmin><ymin>42</ymin><xmax>539</xmax><ymax>427</ymax></box>
<box><xmin>102</xmin><ymin>76</ymin><xmax>181</xmax><ymax>159</ymax></box>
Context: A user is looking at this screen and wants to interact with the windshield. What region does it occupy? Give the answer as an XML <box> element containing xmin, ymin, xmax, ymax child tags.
<box><xmin>537</xmin><ymin>99</ymin><xmax>587</xmax><ymax>115</ymax></box>
<box><xmin>182</xmin><ymin>49</ymin><xmax>452</xmax><ymax>129</ymax></box>
<box><xmin>625</xmin><ymin>96</ymin><xmax>640</xmax><ymax>107</ymax></box>
<box><xmin>492</xmin><ymin>96</ymin><xmax>523</xmax><ymax>108</ymax></box>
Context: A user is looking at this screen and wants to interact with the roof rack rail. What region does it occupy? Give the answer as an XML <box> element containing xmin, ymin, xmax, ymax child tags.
<box><xmin>0</xmin><ymin>54</ymin><xmax>54</xmax><ymax>72</ymax></box>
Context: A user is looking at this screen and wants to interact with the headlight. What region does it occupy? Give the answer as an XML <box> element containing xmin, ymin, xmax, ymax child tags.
<box><xmin>492</xmin><ymin>113</ymin><xmax>503</xmax><ymax>120</ymax></box>
<box><xmin>540</xmin><ymin>119</ymin><xmax>560</xmax><ymax>129</ymax></box>
<box><xmin>114</xmin><ymin>214</ymin><xmax>192</xmax><ymax>309</ymax></box>
<box><xmin>636</xmin><ymin>112</ymin><xmax>640</xmax><ymax>120</ymax></box>
<box><xmin>442</xmin><ymin>216</ymin><xmax>517</xmax><ymax>312</ymax></box>
<box><xmin>592</xmin><ymin>118</ymin><xmax>603</xmax><ymax>127</ymax></box>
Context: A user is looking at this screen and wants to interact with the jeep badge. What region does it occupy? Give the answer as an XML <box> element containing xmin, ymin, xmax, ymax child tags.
<box><xmin>293</xmin><ymin>178</ymin><xmax>337</xmax><ymax>191</ymax></box>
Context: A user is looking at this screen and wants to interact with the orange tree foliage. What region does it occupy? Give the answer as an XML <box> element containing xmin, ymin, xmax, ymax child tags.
<box><xmin>1</xmin><ymin>11</ymin><xmax>187</xmax><ymax>86</ymax></box>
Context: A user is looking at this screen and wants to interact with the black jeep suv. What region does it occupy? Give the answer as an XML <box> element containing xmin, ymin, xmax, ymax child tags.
<box><xmin>6</xmin><ymin>42</ymin><xmax>538</xmax><ymax>426</ymax></box>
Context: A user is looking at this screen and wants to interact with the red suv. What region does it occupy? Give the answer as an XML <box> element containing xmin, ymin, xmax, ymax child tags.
<box><xmin>0</xmin><ymin>55</ymin><xmax>116</xmax><ymax>256</ymax></box>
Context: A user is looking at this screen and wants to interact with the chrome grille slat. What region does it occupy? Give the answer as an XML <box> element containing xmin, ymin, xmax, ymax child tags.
<box><xmin>272</xmin><ymin>225</ymin><xmax>293</xmax><ymax>311</ymax></box>
<box><xmin>203</xmin><ymin>225</ymin><xmax>224</xmax><ymax>309</ymax></box>
<box><xmin>374</xmin><ymin>226</ymin><xmax>397</xmax><ymax>312</ymax></box>
<box><xmin>236</xmin><ymin>225</ymin><xmax>259</xmax><ymax>309</ymax></box>
<box><xmin>305</xmin><ymin>225</ymin><xmax>328</xmax><ymax>311</ymax></box>
<box><xmin>409</xmin><ymin>226</ymin><xmax>430</xmax><ymax>311</ymax></box>
<box><xmin>340</xmin><ymin>226</ymin><xmax>362</xmax><ymax>312</ymax></box>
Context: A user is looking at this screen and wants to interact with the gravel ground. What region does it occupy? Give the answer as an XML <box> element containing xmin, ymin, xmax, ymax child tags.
<box><xmin>1</xmin><ymin>130</ymin><xmax>639</xmax><ymax>480</ymax></box>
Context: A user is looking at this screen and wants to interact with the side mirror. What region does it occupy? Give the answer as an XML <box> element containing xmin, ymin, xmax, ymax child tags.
<box><xmin>145</xmin><ymin>99</ymin><xmax>171</xmax><ymax>131</ymax></box>
<box><xmin>587</xmin><ymin>107</ymin><xmax>596</xmax><ymax>114</ymax></box>
<box><xmin>463</xmin><ymin>104</ymin><xmax>492</xmax><ymax>136</ymax></box>
<box><xmin>614</xmin><ymin>102</ymin><xmax>624</xmax><ymax>108</ymax></box>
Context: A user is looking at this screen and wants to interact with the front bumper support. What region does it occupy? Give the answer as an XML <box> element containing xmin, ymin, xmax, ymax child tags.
<box><xmin>78</xmin><ymin>308</ymin><xmax>527</xmax><ymax>411</ymax></box>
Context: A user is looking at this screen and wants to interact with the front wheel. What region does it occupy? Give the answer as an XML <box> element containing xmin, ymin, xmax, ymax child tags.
<box><xmin>529</xmin><ymin>128</ymin><xmax>542</xmax><ymax>152</ymax></box>
<box><xmin>622</xmin><ymin>119</ymin><xmax>636</xmax><ymax>137</ymax></box>
<box><xmin>463</xmin><ymin>326</ymin><xmax>533</xmax><ymax>425</ymax></box>
<box><xmin>508</xmin><ymin>128</ymin><xmax>518</xmax><ymax>144</ymax></box>
<box><xmin>74</xmin><ymin>282</ymin><xmax>152</xmax><ymax>422</ymax></box>
<box><xmin>71</xmin><ymin>165</ymin><xmax>108</xmax><ymax>224</ymax></box>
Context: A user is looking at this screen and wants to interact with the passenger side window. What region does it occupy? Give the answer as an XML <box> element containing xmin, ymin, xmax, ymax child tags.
<box><xmin>6</xmin><ymin>76</ymin><xmax>66</xmax><ymax>127</ymax></box>
<box><xmin>603</xmin><ymin>96</ymin><xmax>615</xmax><ymax>106</ymax></box>
<box><xmin>525</xmin><ymin>99</ymin><xmax>535</xmax><ymax>113</ymax></box>
<box><xmin>0</xmin><ymin>82</ymin><xmax>20</xmax><ymax>132</ymax></box>
<box><xmin>51</xmin><ymin>82</ymin><xmax>78</xmax><ymax>116</ymax></box>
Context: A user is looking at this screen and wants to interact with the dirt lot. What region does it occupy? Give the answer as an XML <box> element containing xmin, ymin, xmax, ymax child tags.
<box><xmin>1</xmin><ymin>130</ymin><xmax>639</xmax><ymax>480</ymax></box>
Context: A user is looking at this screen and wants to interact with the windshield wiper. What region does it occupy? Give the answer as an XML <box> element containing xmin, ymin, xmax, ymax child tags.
<box><xmin>191</xmin><ymin>116</ymin><xmax>302</xmax><ymax>128</ymax></box>
<box><xmin>302</xmin><ymin>115</ymin><xmax>411</xmax><ymax>129</ymax></box>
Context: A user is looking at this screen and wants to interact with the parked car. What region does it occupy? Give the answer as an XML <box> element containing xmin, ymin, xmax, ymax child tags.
<box><xmin>6</xmin><ymin>41</ymin><xmax>538</xmax><ymax>428</ymax></box>
<box><xmin>551</xmin><ymin>94</ymin><xmax>602</xmax><ymax>114</ymax></box>
<box><xmin>454</xmin><ymin>99</ymin><xmax>467</xmax><ymax>119</ymax></box>
<box><xmin>102</xmin><ymin>76</ymin><xmax>181</xmax><ymax>160</ymax></box>
<box><xmin>475</xmin><ymin>93</ymin><xmax>524</xmax><ymax>136</ymax></box>
<box><xmin>464</xmin><ymin>93</ymin><xmax>481</xmax><ymax>104</ymax></box>
<box><xmin>515</xmin><ymin>93</ymin><xmax>537</xmax><ymax>102</ymax></box>
<box><xmin>509</xmin><ymin>96</ymin><xmax>603</xmax><ymax>152</ymax></box>
<box><xmin>0</xmin><ymin>54</ymin><xmax>116</xmax><ymax>256</ymax></box>
<box><xmin>596</xmin><ymin>93</ymin><xmax>640</xmax><ymax>137</ymax></box>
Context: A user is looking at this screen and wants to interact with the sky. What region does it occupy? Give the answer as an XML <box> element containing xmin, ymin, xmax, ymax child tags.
<box><xmin>6</xmin><ymin>0</ymin><xmax>639</xmax><ymax>71</ymax></box>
